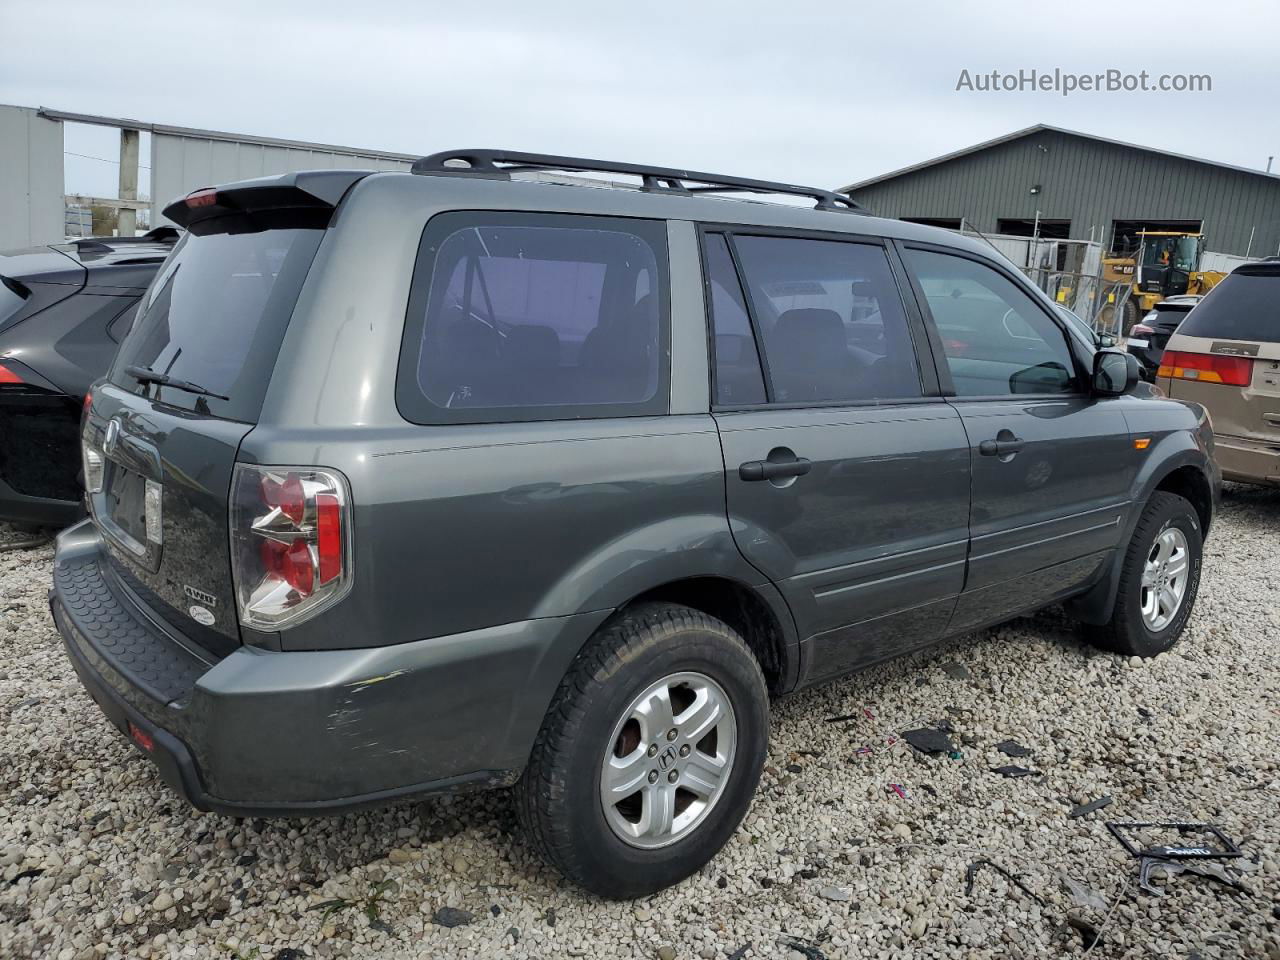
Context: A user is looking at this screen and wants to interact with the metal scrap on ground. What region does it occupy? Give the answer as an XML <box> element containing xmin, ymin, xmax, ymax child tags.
<box><xmin>1069</xmin><ymin>796</ymin><xmax>1113</xmax><ymax>818</ymax></box>
<box><xmin>994</xmin><ymin>740</ymin><xmax>1033</xmax><ymax>758</ymax></box>
<box><xmin>1105</xmin><ymin>821</ymin><xmax>1251</xmax><ymax>896</ymax></box>
<box><xmin>902</xmin><ymin>726</ymin><xmax>956</xmax><ymax>755</ymax></box>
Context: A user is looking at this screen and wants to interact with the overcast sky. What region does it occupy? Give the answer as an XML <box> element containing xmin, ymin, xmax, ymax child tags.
<box><xmin>3</xmin><ymin>0</ymin><xmax>1277</xmax><ymax>203</ymax></box>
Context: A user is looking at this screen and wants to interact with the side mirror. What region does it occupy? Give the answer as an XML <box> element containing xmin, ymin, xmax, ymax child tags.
<box><xmin>1097</xmin><ymin>332</ymin><xmax>1118</xmax><ymax>348</ymax></box>
<box><xmin>1092</xmin><ymin>348</ymin><xmax>1140</xmax><ymax>396</ymax></box>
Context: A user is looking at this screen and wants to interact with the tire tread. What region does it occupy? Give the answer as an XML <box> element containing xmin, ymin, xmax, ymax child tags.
<box><xmin>515</xmin><ymin>602</ymin><xmax>764</xmax><ymax>893</ymax></box>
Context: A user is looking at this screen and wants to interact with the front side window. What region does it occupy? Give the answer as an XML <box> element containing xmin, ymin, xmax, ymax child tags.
<box><xmin>731</xmin><ymin>235</ymin><xmax>922</xmax><ymax>404</ymax></box>
<box><xmin>905</xmin><ymin>249</ymin><xmax>1080</xmax><ymax>397</ymax></box>
<box><xmin>398</xmin><ymin>213</ymin><xmax>669</xmax><ymax>424</ymax></box>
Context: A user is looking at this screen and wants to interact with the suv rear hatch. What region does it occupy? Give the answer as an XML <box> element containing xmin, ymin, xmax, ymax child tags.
<box><xmin>83</xmin><ymin>171</ymin><xmax>366</xmax><ymax>657</ymax></box>
<box><xmin>1159</xmin><ymin>261</ymin><xmax>1280</xmax><ymax>445</ymax></box>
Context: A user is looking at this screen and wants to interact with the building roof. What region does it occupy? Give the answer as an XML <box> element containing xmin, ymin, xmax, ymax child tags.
<box><xmin>839</xmin><ymin>123</ymin><xmax>1280</xmax><ymax>194</ymax></box>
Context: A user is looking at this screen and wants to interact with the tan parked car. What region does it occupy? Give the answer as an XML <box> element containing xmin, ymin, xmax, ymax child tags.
<box><xmin>1158</xmin><ymin>258</ymin><xmax>1280</xmax><ymax>486</ymax></box>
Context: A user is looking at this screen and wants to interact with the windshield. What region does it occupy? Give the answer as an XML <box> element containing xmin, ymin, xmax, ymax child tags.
<box><xmin>110</xmin><ymin>228</ymin><xmax>323</xmax><ymax>421</ymax></box>
<box><xmin>1054</xmin><ymin>304</ymin><xmax>1096</xmax><ymax>345</ymax></box>
<box><xmin>1142</xmin><ymin>236</ymin><xmax>1198</xmax><ymax>272</ymax></box>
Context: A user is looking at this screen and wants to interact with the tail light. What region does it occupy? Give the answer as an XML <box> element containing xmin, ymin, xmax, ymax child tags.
<box><xmin>230</xmin><ymin>464</ymin><xmax>352</xmax><ymax>629</ymax></box>
<box><xmin>1158</xmin><ymin>350</ymin><xmax>1253</xmax><ymax>387</ymax></box>
<box><xmin>82</xmin><ymin>444</ymin><xmax>104</xmax><ymax>494</ymax></box>
<box><xmin>184</xmin><ymin>188</ymin><xmax>220</xmax><ymax>209</ymax></box>
<box><xmin>0</xmin><ymin>361</ymin><xmax>24</xmax><ymax>384</ymax></box>
<box><xmin>1129</xmin><ymin>323</ymin><xmax>1156</xmax><ymax>336</ymax></box>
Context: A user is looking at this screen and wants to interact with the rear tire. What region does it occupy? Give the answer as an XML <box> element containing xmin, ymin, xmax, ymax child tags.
<box><xmin>1083</xmin><ymin>491</ymin><xmax>1203</xmax><ymax>657</ymax></box>
<box><xmin>516</xmin><ymin>602</ymin><xmax>768</xmax><ymax>899</ymax></box>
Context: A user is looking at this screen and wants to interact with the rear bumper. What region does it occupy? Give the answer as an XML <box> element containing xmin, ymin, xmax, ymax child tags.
<box><xmin>0</xmin><ymin>473</ymin><xmax>83</xmax><ymax>527</ymax></box>
<box><xmin>52</xmin><ymin>520</ymin><xmax>608</xmax><ymax>816</ymax></box>
<box><xmin>1215</xmin><ymin>434</ymin><xmax>1280</xmax><ymax>487</ymax></box>
<box><xmin>0</xmin><ymin>394</ymin><xmax>84</xmax><ymax>525</ymax></box>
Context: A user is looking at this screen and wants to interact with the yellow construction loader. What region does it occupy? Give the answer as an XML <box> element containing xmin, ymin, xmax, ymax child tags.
<box><xmin>1099</xmin><ymin>231</ymin><xmax>1226</xmax><ymax>333</ymax></box>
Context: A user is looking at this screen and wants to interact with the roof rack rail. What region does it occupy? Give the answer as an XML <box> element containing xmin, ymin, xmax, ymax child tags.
<box><xmin>411</xmin><ymin>149</ymin><xmax>866</xmax><ymax>214</ymax></box>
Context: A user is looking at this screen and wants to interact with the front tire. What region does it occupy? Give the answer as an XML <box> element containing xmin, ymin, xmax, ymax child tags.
<box><xmin>1084</xmin><ymin>491</ymin><xmax>1203</xmax><ymax>657</ymax></box>
<box><xmin>516</xmin><ymin>602</ymin><xmax>768</xmax><ymax>898</ymax></box>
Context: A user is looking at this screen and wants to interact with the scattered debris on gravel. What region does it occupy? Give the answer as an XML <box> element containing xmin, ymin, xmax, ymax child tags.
<box><xmin>2</xmin><ymin>485</ymin><xmax>1279</xmax><ymax>958</ymax></box>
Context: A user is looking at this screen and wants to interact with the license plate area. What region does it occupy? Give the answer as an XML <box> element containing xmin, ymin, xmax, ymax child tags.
<box><xmin>96</xmin><ymin>461</ymin><xmax>161</xmax><ymax>569</ymax></box>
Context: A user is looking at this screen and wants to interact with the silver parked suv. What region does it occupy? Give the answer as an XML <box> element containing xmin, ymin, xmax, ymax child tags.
<box><xmin>53</xmin><ymin>151</ymin><xmax>1219</xmax><ymax>898</ymax></box>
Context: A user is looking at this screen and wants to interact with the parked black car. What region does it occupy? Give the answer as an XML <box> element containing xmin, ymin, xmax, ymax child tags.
<box><xmin>1125</xmin><ymin>295</ymin><xmax>1201</xmax><ymax>380</ymax></box>
<box><xmin>0</xmin><ymin>229</ymin><xmax>177</xmax><ymax>525</ymax></box>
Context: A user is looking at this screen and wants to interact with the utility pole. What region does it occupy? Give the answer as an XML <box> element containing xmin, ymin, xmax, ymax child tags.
<box><xmin>118</xmin><ymin>128</ymin><xmax>139</xmax><ymax>237</ymax></box>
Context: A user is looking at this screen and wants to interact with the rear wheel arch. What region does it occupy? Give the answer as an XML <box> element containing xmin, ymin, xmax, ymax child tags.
<box><xmin>621</xmin><ymin>577</ymin><xmax>795</xmax><ymax>694</ymax></box>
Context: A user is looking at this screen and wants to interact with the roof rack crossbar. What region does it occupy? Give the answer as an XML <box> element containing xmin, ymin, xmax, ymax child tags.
<box><xmin>411</xmin><ymin>149</ymin><xmax>866</xmax><ymax>214</ymax></box>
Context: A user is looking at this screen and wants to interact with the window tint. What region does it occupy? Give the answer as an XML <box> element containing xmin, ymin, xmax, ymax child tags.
<box><xmin>1177</xmin><ymin>268</ymin><xmax>1279</xmax><ymax>343</ymax></box>
<box><xmin>107</xmin><ymin>299</ymin><xmax>140</xmax><ymax>343</ymax></box>
<box><xmin>703</xmin><ymin>234</ymin><xmax>765</xmax><ymax>405</ymax></box>
<box><xmin>905</xmin><ymin>249</ymin><xmax>1080</xmax><ymax>397</ymax></box>
<box><xmin>732</xmin><ymin>235</ymin><xmax>921</xmax><ymax>404</ymax></box>
<box><xmin>398</xmin><ymin>213</ymin><xmax>668</xmax><ymax>424</ymax></box>
<box><xmin>0</xmin><ymin>278</ymin><xmax>27</xmax><ymax>328</ymax></box>
<box><xmin>111</xmin><ymin>229</ymin><xmax>324</xmax><ymax>421</ymax></box>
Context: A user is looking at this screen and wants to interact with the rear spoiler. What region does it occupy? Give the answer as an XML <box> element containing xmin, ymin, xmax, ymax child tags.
<box><xmin>162</xmin><ymin>170</ymin><xmax>373</xmax><ymax>236</ymax></box>
<box><xmin>1232</xmin><ymin>260</ymin><xmax>1280</xmax><ymax>277</ymax></box>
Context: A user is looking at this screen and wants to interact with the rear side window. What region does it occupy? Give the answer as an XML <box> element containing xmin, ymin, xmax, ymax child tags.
<box><xmin>397</xmin><ymin>212</ymin><xmax>669</xmax><ymax>424</ymax></box>
<box><xmin>702</xmin><ymin>233</ymin><xmax>766</xmax><ymax>405</ymax></box>
<box><xmin>731</xmin><ymin>235</ymin><xmax>922</xmax><ymax>404</ymax></box>
<box><xmin>1177</xmin><ymin>269</ymin><xmax>1279</xmax><ymax>343</ymax></box>
<box><xmin>110</xmin><ymin>229</ymin><xmax>323</xmax><ymax>422</ymax></box>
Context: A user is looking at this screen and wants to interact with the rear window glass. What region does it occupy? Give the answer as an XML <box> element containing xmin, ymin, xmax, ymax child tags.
<box><xmin>397</xmin><ymin>212</ymin><xmax>669</xmax><ymax>424</ymax></box>
<box><xmin>1177</xmin><ymin>270</ymin><xmax>1279</xmax><ymax>343</ymax></box>
<box><xmin>110</xmin><ymin>229</ymin><xmax>323</xmax><ymax>422</ymax></box>
<box><xmin>0</xmin><ymin>278</ymin><xmax>28</xmax><ymax>327</ymax></box>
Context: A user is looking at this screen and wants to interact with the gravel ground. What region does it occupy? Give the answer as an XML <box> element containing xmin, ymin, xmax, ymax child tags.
<box><xmin>1</xmin><ymin>486</ymin><xmax>1277</xmax><ymax>960</ymax></box>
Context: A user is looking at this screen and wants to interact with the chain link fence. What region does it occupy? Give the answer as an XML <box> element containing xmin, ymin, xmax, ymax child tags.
<box><xmin>954</xmin><ymin>226</ymin><xmax>1137</xmax><ymax>337</ymax></box>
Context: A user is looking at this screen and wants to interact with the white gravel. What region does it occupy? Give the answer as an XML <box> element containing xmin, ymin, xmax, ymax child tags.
<box><xmin>2</xmin><ymin>486</ymin><xmax>1278</xmax><ymax>960</ymax></box>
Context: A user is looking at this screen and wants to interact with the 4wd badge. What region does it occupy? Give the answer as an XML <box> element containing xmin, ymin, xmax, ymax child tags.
<box><xmin>184</xmin><ymin>584</ymin><xmax>217</xmax><ymax>607</ymax></box>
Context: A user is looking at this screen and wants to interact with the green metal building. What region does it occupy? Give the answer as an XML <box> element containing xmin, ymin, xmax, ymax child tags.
<box><xmin>841</xmin><ymin>124</ymin><xmax>1280</xmax><ymax>259</ymax></box>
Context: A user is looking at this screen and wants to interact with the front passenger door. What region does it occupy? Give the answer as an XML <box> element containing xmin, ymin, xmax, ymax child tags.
<box><xmin>705</xmin><ymin>230</ymin><xmax>973</xmax><ymax>684</ymax></box>
<box><xmin>901</xmin><ymin>245</ymin><xmax>1138</xmax><ymax>632</ymax></box>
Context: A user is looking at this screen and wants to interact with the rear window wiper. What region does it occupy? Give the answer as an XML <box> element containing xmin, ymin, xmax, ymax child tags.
<box><xmin>125</xmin><ymin>364</ymin><xmax>230</xmax><ymax>401</ymax></box>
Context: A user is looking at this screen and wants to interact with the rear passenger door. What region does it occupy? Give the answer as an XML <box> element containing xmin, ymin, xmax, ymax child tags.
<box><xmin>703</xmin><ymin>228</ymin><xmax>972</xmax><ymax>683</ymax></box>
<box><xmin>899</xmin><ymin>244</ymin><xmax>1136</xmax><ymax>632</ymax></box>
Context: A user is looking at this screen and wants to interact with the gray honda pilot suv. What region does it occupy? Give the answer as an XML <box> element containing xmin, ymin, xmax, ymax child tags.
<box><xmin>53</xmin><ymin>150</ymin><xmax>1220</xmax><ymax>899</ymax></box>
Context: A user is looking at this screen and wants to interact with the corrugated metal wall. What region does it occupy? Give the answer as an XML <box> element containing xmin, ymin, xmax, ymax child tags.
<box><xmin>0</xmin><ymin>105</ymin><xmax>65</xmax><ymax>249</ymax></box>
<box><xmin>150</xmin><ymin>134</ymin><xmax>412</xmax><ymax>226</ymax></box>
<box><xmin>848</xmin><ymin>129</ymin><xmax>1280</xmax><ymax>258</ymax></box>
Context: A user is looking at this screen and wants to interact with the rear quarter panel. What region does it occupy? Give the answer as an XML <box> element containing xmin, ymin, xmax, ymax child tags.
<box><xmin>245</xmin><ymin>175</ymin><xmax>766</xmax><ymax>652</ymax></box>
